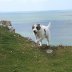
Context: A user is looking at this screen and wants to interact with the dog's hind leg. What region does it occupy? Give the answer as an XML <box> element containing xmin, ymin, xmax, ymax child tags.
<box><xmin>46</xmin><ymin>36</ymin><xmax>50</xmax><ymax>46</ymax></box>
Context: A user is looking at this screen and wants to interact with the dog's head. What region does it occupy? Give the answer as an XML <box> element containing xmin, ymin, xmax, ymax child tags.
<box><xmin>32</xmin><ymin>24</ymin><xmax>41</xmax><ymax>34</ymax></box>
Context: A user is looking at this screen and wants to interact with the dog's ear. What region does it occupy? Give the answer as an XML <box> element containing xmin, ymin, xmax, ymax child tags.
<box><xmin>36</xmin><ymin>24</ymin><xmax>41</xmax><ymax>30</ymax></box>
<box><xmin>32</xmin><ymin>25</ymin><xmax>34</xmax><ymax>29</ymax></box>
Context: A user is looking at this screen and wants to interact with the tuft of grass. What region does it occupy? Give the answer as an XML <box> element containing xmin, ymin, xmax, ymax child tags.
<box><xmin>0</xmin><ymin>26</ymin><xmax>72</xmax><ymax>72</ymax></box>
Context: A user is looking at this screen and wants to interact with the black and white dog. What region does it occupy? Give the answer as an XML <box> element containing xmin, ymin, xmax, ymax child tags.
<box><xmin>32</xmin><ymin>22</ymin><xmax>51</xmax><ymax>46</ymax></box>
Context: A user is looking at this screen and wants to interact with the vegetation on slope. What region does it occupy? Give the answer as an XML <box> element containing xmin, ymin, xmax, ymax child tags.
<box><xmin>0</xmin><ymin>26</ymin><xmax>72</xmax><ymax>72</ymax></box>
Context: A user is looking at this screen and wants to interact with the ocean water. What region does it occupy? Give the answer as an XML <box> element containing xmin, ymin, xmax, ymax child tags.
<box><xmin>0</xmin><ymin>11</ymin><xmax>72</xmax><ymax>46</ymax></box>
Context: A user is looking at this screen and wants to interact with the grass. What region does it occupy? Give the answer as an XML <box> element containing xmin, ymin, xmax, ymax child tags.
<box><xmin>0</xmin><ymin>26</ymin><xmax>72</xmax><ymax>72</ymax></box>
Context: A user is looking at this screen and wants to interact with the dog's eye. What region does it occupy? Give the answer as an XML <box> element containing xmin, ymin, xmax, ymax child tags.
<box><xmin>36</xmin><ymin>27</ymin><xmax>38</xmax><ymax>30</ymax></box>
<box><xmin>32</xmin><ymin>26</ymin><xmax>34</xmax><ymax>29</ymax></box>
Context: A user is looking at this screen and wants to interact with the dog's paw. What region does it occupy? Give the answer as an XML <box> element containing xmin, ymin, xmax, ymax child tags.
<box><xmin>39</xmin><ymin>42</ymin><xmax>42</xmax><ymax>46</ymax></box>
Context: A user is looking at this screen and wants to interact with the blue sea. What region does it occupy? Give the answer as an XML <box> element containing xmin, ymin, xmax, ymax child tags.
<box><xmin>0</xmin><ymin>11</ymin><xmax>72</xmax><ymax>46</ymax></box>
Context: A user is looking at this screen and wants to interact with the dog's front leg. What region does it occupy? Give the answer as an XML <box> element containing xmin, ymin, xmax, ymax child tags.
<box><xmin>35</xmin><ymin>35</ymin><xmax>42</xmax><ymax>46</ymax></box>
<box><xmin>37</xmin><ymin>38</ymin><xmax>42</xmax><ymax>46</ymax></box>
<box><xmin>35</xmin><ymin>35</ymin><xmax>38</xmax><ymax>43</ymax></box>
<box><xmin>39</xmin><ymin>38</ymin><xmax>42</xmax><ymax>46</ymax></box>
<box><xmin>39</xmin><ymin>41</ymin><xmax>42</xmax><ymax>46</ymax></box>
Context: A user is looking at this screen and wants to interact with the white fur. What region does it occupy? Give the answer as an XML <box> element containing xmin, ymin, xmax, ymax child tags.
<box><xmin>32</xmin><ymin>22</ymin><xmax>51</xmax><ymax>46</ymax></box>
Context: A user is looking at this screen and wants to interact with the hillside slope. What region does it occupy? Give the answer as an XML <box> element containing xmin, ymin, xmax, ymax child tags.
<box><xmin>0</xmin><ymin>26</ymin><xmax>72</xmax><ymax>72</ymax></box>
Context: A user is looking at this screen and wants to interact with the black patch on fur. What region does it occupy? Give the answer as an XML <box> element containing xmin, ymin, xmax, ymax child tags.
<box><xmin>36</xmin><ymin>24</ymin><xmax>41</xmax><ymax>30</ymax></box>
<box><xmin>44</xmin><ymin>29</ymin><xmax>46</xmax><ymax>35</ymax></box>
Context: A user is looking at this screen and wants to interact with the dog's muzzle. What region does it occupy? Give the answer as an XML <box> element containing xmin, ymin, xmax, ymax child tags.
<box><xmin>33</xmin><ymin>30</ymin><xmax>37</xmax><ymax>34</ymax></box>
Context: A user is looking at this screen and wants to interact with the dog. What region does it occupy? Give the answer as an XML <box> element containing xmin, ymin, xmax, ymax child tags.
<box><xmin>32</xmin><ymin>22</ymin><xmax>51</xmax><ymax>46</ymax></box>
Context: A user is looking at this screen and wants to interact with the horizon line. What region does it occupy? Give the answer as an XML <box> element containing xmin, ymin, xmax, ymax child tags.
<box><xmin>0</xmin><ymin>10</ymin><xmax>72</xmax><ymax>13</ymax></box>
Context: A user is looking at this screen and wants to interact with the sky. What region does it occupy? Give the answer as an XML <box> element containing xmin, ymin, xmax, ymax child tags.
<box><xmin>0</xmin><ymin>0</ymin><xmax>72</xmax><ymax>12</ymax></box>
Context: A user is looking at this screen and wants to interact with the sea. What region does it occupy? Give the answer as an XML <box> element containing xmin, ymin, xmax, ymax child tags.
<box><xmin>0</xmin><ymin>10</ymin><xmax>72</xmax><ymax>46</ymax></box>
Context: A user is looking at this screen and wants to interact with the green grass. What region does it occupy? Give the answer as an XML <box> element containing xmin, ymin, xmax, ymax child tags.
<box><xmin>0</xmin><ymin>26</ymin><xmax>72</xmax><ymax>72</ymax></box>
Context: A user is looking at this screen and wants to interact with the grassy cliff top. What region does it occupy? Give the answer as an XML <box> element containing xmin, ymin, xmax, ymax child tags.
<box><xmin>0</xmin><ymin>26</ymin><xmax>72</xmax><ymax>72</ymax></box>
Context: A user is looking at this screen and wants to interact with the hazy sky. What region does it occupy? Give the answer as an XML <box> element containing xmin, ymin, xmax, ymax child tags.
<box><xmin>0</xmin><ymin>0</ymin><xmax>72</xmax><ymax>12</ymax></box>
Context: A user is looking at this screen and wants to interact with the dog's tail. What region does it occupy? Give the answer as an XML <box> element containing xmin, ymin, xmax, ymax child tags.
<box><xmin>47</xmin><ymin>22</ymin><xmax>51</xmax><ymax>29</ymax></box>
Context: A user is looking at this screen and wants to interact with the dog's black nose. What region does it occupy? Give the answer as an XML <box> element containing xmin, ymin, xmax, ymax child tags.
<box><xmin>33</xmin><ymin>30</ymin><xmax>37</xmax><ymax>34</ymax></box>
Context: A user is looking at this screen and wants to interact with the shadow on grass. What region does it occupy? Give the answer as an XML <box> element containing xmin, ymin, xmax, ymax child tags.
<box><xmin>34</xmin><ymin>44</ymin><xmax>66</xmax><ymax>57</ymax></box>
